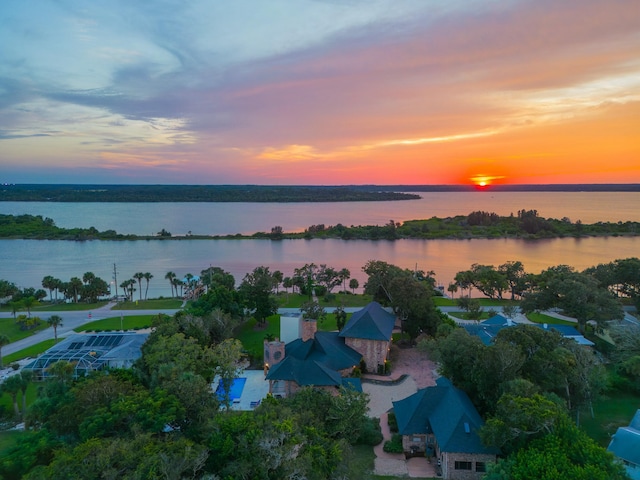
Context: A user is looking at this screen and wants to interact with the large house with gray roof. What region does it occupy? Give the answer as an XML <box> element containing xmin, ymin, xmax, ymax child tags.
<box><xmin>608</xmin><ymin>409</ymin><xmax>640</xmax><ymax>480</ymax></box>
<box><xmin>264</xmin><ymin>301</ymin><xmax>396</xmax><ymax>397</ymax></box>
<box><xmin>392</xmin><ymin>377</ymin><xmax>498</xmax><ymax>480</ymax></box>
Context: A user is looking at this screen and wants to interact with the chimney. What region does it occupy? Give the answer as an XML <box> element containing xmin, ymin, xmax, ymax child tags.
<box><xmin>300</xmin><ymin>319</ymin><xmax>317</xmax><ymax>342</ymax></box>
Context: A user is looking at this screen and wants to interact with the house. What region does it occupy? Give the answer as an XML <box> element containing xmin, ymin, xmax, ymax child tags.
<box><xmin>392</xmin><ymin>377</ymin><xmax>498</xmax><ymax>480</ymax></box>
<box><xmin>339</xmin><ymin>301</ymin><xmax>396</xmax><ymax>373</ymax></box>
<box><xmin>462</xmin><ymin>314</ymin><xmax>594</xmax><ymax>346</ymax></box>
<box><xmin>264</xmin><ymin>301</ymin><xmax>396</xmax><ymax>396</ymax></box>
<box><xmin>23</xmin><ymin>332</ymin><xmax>149</xmax><ymax>380</ymax></box>
<box><xmin>608</xmin><ymin>409</ymin><xmax>640</xmax><ymax>480</ymax></box>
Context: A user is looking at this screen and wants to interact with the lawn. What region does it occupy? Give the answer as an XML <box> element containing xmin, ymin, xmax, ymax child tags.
<box><xmin>579</xmin><ymin>390</ymin><xmax>640</xmax><ymax>447</ymax></box>
<box><xmin>74</xmin><ymin>314</ymin><xmax>156</xmax><ymax>332</ymax></box>
<box><xmin>112</xmin><ymin>298</ymin><xmax>183</xmax><ymax>310</ymax></box>
<box><xmin>2</xmin><ymin>339</ymin><xmax>57</xmax><ymax>364</ymax></box>
<box><xmin>0</xmin><ymin>430</ymin><xmax>24</xmax><ymax>455</ymax></box>
<box><xmin>525</xmin><ymin>312</ymin><xmax>576</xmax><ymax>326</ymax></box>
<box><xmin>434</xmin><ymin>297</ymin><xmax>518</xmax><ymax>307</ymax></box>
<box><xmin>235</xmin><ymin>312</ymin><xmax>351</xmax><ymax>361</ymax></box>
<box><xmin>0</xmin><ymin>317</ymin><xmax>49</xmax><ymax>344</ymax></box>
<box><xmin>33</xmin><ymin>301</ymin><xmax>109</xmax><ymax>312</ymax></box>
<box><xmin>276</xmin><ymin>292</ymin><xmax>372</xmax><ymax>308</ymax></box>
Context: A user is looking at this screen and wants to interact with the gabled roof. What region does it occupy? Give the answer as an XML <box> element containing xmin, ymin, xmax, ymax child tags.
<box><xmin>393</xmin><ymin>377</ymin><xmax>497</xmax><ymax>455</ymax></box>
<box><xmin>339</xmin><ymin>301</ymin><xmax>395</xmax><ymax>341</ymax></box>
<box><xmin>265</xmin><ymin>332</ymin><xmax>361</xmax><ymax>385</ymax></box>
<box><xmin>608</xmin><ymin>409</ymin><xmax>640</xmax><ymax>466</ymax></box>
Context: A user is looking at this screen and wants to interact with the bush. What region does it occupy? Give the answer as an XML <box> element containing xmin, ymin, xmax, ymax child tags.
<box><xmin>387</xmin><ymin>412</ymin><xmax>398</xmax><ymax>433</ymax></box>
<box><xmin>357</xmin><ymin>417</ymin><xmax>383</xmax><ymax>446</ymax></box>
<box><xmin>383</xmin><ymin>434</ymin><xmax>404</xmax><ymax>453</ymax></box>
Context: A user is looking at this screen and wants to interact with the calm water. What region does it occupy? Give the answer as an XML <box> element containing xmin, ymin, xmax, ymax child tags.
<box><xmin>1</xmin><ymin>192</ymin><xmax>639</xmax><ymax>299</ymax></box>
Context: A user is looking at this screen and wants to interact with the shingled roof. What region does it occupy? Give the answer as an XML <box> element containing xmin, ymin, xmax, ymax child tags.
<box><xmin>339</xmin><ymin>301</ymin><xmax>395</xmax><ymax>341</ymax></box>
<box><xmin>393</xmin><ymin>377</ymin><xmax>497</xmax><ymax>455</ymax></box>
<box><xmin>608</xmin><ymin>409</ymin><xmax>640</xmax><ymax>470</ymax></box>
<box><xmin>265</xmin><ymin>331</ymin><xmax>362</xmax><ymax>386</ymax></box>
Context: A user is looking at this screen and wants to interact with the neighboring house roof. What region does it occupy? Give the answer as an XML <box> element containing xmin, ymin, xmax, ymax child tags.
<box><xmin>608</xmin><ymin>409</ymin><xmax>640</xmax><ymax>467</ymax></box>
<box><xmin>266</xmin><ymin>331</ymin><xmax>361</xmax><ymax>385</ymax></box>
<box><xmin>462</xmin><ymin>314</ymin><xmax>594</xmax><ymax>346</ymax></box>
<box><xmin>339</xmin><ymin>301</ymin><xmax>395</xmax><ymax>341</ymax></box>
<box><xmin>393</xmin><ymin>377</ymin><xmax>497</xmax><ymax>455</ymax></box>
<box><xmin>24</xmin><ymin>332</ymin><xmax>149</xmax><ymax>376</ymax></box>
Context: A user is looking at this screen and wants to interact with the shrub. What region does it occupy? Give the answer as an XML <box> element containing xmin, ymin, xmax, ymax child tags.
<box><xmin>383</xmin><ymin>434</ymin><xmax>404</xmax><ymax>453</ymax></box>
<box><xmin>357</xmin><ymin>417</ymin><xmax>383</xmax><ymax>446</ymax></box>
<box><xmin>387</xmin><ymin>412</ymin><xmax>398</xmax><ymax>433</ymax></box>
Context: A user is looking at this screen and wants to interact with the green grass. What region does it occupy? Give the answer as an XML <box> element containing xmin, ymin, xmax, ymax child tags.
<box><xmin>276</xmin><ymin>292</ymin><xmax>372</xmax><ymax>308</ymax></box>
<box><xmin>447</xmin><ymin>312</ymin><xmax>492</xmax><ymax>321</ymax></box>
<box><xmin>435</xmin><ymin>297</ymin><xmax>518</xmax><ymax>307</ymax></box>
<box><xmin>525</xmin><ymin>312</ymin><xmax>576</xmax><ymax>326</ymax></box>
<box><xmin>112</xmin><ymin>298</ymin><xmax>183</xmax><ymax>310</ymax></box>
<box><xmin>0</xmin><ymin>317</ymin><xmax>49</xmax><ymax>344</ymax></box>
<box><xmin>74</xmin><ymin>314</ymin><xmax>156</xmax><ymax>332</ymax></box>
<box><xmin>0</xmin><ymin>383</ymin><xmax>38</xmax><ymax>417</ymax></box>
<box><xmin>2</xmin><ymin>339</ymin><xmax>57</xmax><ymax>364</ymax></box>
<box><xmin>0</xmin><ymin>430</ymin><xmax>25</xmax><ymax>454</ymax></box>
<box><xmin>579</xmin><ymin>390</ymin><xmax>640</xmax><ymax>447</ymax></box>
<box><xmin>235</xmin><ymin>315</ymin><xmax>281</xmax><ymax>360</ymax></box>
<box><xmin>235</xmin><ymin>312</ymin><xmax>351</xmax><ymax>361</ymax></box>
<box><xmin>33</xmin><ymin>301</ymin><xmax>109</xmax><ymax>312</ymax></box>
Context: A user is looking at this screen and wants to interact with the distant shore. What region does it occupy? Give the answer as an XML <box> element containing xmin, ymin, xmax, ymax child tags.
<box><xmin>1</xmin><ymin>183</ymin><xmax>638</xmax><ymax>203</ymax></box>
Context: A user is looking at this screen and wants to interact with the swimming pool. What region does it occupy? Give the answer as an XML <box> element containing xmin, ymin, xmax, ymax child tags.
<box><xmin>216</xmin><ymin>377</ymin><xmax>247</xmax><ymax>401</ymax></box>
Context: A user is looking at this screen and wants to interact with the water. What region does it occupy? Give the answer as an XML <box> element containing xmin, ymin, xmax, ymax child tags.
<box><xmin>1</xmin><ymin>192</ymin><xmax>638</xmax><ymax>299</ymax></box>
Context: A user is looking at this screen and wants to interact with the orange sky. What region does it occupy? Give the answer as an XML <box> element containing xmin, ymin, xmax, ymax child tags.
<box><xmin>1</xmin><ymin>0</ymin><xmax>639</xmax><ymax>184</ymax></box>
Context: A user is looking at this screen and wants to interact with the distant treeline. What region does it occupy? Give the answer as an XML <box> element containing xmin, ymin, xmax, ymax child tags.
<box><xmin>0</xmin><ymin>184</ymin><xmax>419</xmax><ymax>202</ymax></box>
<box><xmin>2</xmin><ymin>211</ymin><xmax>639</xmax><ymax>241</ymax></box>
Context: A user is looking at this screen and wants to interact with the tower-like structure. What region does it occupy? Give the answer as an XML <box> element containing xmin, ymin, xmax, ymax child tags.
<box><xmin>263</xmin><ymin>339</ymin><xmax>285</xmax><ymax>375</ymax></box>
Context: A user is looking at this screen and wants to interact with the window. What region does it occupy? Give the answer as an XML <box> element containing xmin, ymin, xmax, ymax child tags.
<box><xmin>476</xmin><ymin>462</ymin><xmax>486</xmax><ymax>472</ymax></box>
<box><xmin>455</xmin><ymin>461</ymin><xmax>472</xmax><ymax>470</ymax></box>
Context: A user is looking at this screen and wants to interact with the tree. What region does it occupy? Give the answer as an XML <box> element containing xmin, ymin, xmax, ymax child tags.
<box><xmin>1</xmin><ymin>374</ymin><xmax>23</xmax><ymax>418</ymax></box>
<box><xmin>20</xmin><ymin>296</ymin><xmax>38</xmax><ymax>318</ymax></box>
<box><xmin>272</xmin><ymin>270</ymin><xmax>283</xmax><ymax>294</ymax></box>
<box><xmin>334</xmin><ymin>306</ymin><xmax>348</xmax><ymax>331</ymax></box>
<box><xmin>239</xmin><ymin>266</ymin><xmax>278</xmax><ymax>325</ymax></box>
<box><xmin>82</xmin><ymin>271</ymin><xmax>96</xmax><ymax>285</ymax></box>
<box><xmin>521</xmin><ymin>265</ymin><xmax>623</xmax><ymax>332</ymax></box>
<box><xmin>338</xmin><ymin>268</ymin><xmax>351</xmax><ymax>293</ymax></box>
<box><xmin>143</xmin><ymin>272</ymin><xmax>153</xmax><ymax>300</ymax></box>
<box><xmin>316</xmin><ymin>264</ymin><xmax>342</xmax><ymax>294</ymax></box>
<box><xmin>447</xmin><ymin>282</ymin><xmax>458</xmax><ymax>299</ymax></box>
<box><xmin>41</xmin><ymin>276</ymin><xmax>56</xmax><ymax>301</ymax></box>
<box><xmin>165</xmin><ymin>271</ymin><xmax>177</xmax><ymax>297</ymax></box>
<box><xmin>0</xmin><ymin>333</ymin><xmax>10</xmax><ymax>368</ymax></box>
<box><xmin>469</xmin><ymin>263</ymin><xmax>508</xmax><ymax>299</ymax></box>
<box><xmin>67</xmin><ymin>277</ymin><xmax>83</xmax><ymax>303</ymax></box>
<box><xmin>499</xmin><ymin>260</ymin><xmax>528</xmax><ymax>300</ymax></box>
<box><xmin>484</xmin><ymin>416</ymin><xmax>629</xmax><ymax>480</ymax></box>
<box><xmin>349</xmin><ymin>278</ymin><xmax>359</xmax><ymax>294</ymax></box>
<box><xmin>388</xmin><ymin>274</ymin><xmax>440</xmax><ymax>338</ymax></box>
<box><xmin>362</xmin><ymin>260</ymin><xmax>406</xmax><ymax>304</ymax></box>
<box><xmin>300</xmin><ymin>300</ymin><xmax>326</xmax><ymax>323</ymax></box>
<box><xmin>133</xmin><ymin>272</ymin><xmax>144</xmax><ymax>301</ymax></box>
<box><xmin>46</xmin><ymin>315</ymin><xmax>63</xmax><ymax>343</ymax></box>
<box><xmin>81</xmin><ymin>276</ymin><xmax>109</xmax><ymax>303</ymax></box>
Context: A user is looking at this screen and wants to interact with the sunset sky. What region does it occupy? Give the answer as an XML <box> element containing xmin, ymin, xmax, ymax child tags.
<box><xmin>1</xmin><ymin>0</ymin><xmax>639</xmax><ymax>185</ymax></box>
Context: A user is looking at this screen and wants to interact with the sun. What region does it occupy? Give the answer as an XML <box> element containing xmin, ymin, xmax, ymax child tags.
<box><xmin>469</xmin><ymin>174</ymin><xmax>506</xmax><ymax>188</ymax></box>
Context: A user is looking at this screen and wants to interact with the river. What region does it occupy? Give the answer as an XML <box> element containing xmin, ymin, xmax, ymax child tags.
<box><xmin>1</xmin><ymin>191</ymin><xmax>639</xmax><ymax>299</ymax></box>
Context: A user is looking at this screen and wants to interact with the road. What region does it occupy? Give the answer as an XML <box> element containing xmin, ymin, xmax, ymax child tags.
<box><xmin>0</xmin><ymin>302</ymin><xmax>182</xmax><ymax>356</ymax></box>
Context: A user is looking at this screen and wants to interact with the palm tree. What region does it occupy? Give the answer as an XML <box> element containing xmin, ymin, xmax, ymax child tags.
<box><xmin>1</xmin><ymin>375</ymin><xmax>22</xmax><ymax>417</ymax></box>
<box><xmin>339</xmin><ymin>268</ymin><xmax>351</xmax><ymax>293</ymax></box>
<box><xmin>69</xmin><ymin>277</ymin><xmax>83</xmax><ymax>303</ymax></box>
<box><xmin>19</xmin><ymin>370</ymin><xmax>33</xmax><ymax>419</ymax></box>
<box><xmin>47</xmin><ymin>314</ymin><xmax>63</xmax><ymax>343</ymax></box>
<box><xmin>0</xmin><ymin>333</ymin><xmax>10</xmax><ymax>368</ymax></box>
<box><xmin>143</xmin><ymin>272</ymin><xmax>153</xmax><ymax>300</ymax></box>
<box><xmin>21</xmin><ymin>296</ymin><xmax>37</xmax><ymax>318</ymax></box>
<box><xmin>165</xmin><ymin>271</ymin><xmax>176</xmax><ymax>298</ymax></box>
<box><xmin>133</xmin><ymin>272</ymin><xmax>144</xmax><ymax>301</ymax></box>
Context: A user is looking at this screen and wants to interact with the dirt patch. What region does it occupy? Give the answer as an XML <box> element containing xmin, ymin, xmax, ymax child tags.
<box><xmin>388</xmin><ymin>344</ymin><xmax>438</xmax><ymax>389</ymax></box>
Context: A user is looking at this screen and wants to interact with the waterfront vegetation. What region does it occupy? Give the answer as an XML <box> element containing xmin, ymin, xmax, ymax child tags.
<box><xmin>0</xmin><ymin>257</ymin><xmax>638</xmax><ymax>478</ymax></box>
<box><xmin>2</xmin><ymin>210</ymin><xmax>639</xmax><ymax>241</ymax></box>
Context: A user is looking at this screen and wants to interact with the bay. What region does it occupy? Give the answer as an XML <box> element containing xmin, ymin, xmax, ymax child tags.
<box><xmin>1</xmin><ymin>191</ymin><xmax>638</xmax><ymax>300</ymax></box>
